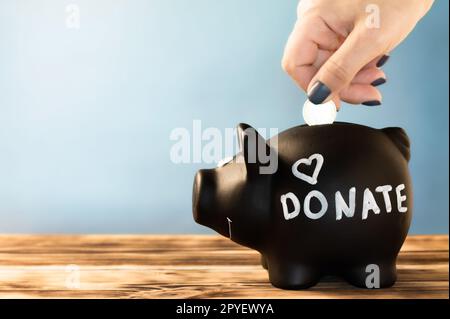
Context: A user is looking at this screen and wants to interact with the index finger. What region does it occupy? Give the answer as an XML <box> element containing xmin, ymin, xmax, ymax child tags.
<box><xmin>282</xmin><ymin>16</ymin><xmax>341</xmax><ymax>91</ymax></box>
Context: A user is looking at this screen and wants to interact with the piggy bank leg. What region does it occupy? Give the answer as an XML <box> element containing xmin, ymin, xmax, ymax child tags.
<box><xmin>260</xmin><ymin>254</ymin><xmax>268</xmax><ymax>270</ymax></box>
<box><xmin>267</xmin><ymin>261</ymin><xmax>321</xmax><ymax>290</ymax></box>
<box><xmin>343</xmin><ymin>260</ymin><xmax>397</xmax><ymax>288</ymax></box>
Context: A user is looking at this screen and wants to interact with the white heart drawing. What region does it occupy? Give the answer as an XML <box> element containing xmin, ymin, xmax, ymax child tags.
<box><xmin>291</xmin><ymin>153</ymin><xmax>324</xmax><ymax>185</ymax></box>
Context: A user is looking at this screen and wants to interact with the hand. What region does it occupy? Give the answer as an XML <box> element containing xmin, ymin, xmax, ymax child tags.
<box><xmin>282</xmin><ymin>0</ymin><xmax>434</xmax><ymax>108</ymax></box>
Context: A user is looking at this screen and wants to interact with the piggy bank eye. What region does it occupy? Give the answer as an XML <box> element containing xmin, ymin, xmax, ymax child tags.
<box><xmin>217</xmin><ymin>156</ymin><xmax>234</xmax><ymax>167</ymax></box>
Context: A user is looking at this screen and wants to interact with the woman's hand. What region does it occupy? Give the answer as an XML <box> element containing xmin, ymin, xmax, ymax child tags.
<box><xmin>282</xmin><ymin>0</ymin><xmax>434</xmax><ymax>108</ymax></box>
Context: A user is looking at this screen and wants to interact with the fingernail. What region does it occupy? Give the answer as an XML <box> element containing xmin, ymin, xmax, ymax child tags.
<box><xmin>308</xmin><ymin>81</ymin><xmax>331</xmax><ymax>105</ymax></box>
<box><xmin>362</xmin><ymin>100</ymin><xmax>381</xmax><ymax>106</ymax></box>
<box><xmin>371</xmin><ymin>78</ymin><xmax>386</xmax><ymax>87</ymax></box>
<box><xmin>376</xmin><ymin>55</ymin><xmax>390</xmax><ymax>67</ymax></box>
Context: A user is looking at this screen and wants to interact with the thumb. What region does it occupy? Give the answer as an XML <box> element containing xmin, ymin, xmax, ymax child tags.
<box><xmin>307</xmin><ymin>26</ymin><xmax>385</xmax><ymax>105</ymax></box>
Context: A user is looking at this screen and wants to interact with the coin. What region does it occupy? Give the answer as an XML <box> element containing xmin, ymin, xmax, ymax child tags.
<box><xmin>302</xmin><ymin>99</ymin><xmax>337</xmax><ymax>126</ymax></box>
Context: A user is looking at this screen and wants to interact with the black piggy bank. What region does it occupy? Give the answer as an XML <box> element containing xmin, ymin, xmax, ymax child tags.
<box><xmin>193</xmin><ymin>122</ymin><xmax>412</xmax><ymax>289</ymax></box>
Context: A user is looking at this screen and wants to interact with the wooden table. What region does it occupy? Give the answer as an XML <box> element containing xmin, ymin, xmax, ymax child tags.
<box><xmin>0</xmin><ymin>235</ymin><xmax>447</xmax><ymax>299</ymax></box>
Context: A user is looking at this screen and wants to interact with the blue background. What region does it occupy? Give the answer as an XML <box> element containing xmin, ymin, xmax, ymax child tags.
<box><xmin>0</xmin><ymin>0</ymin><xmax>448</xmax><ymax>234</ymax></box>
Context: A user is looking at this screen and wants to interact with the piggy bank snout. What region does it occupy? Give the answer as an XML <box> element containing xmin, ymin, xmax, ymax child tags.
<box><xmin>193</xmin><ymin>169</ymin><xmax>216</xmax><ymax>225</ymax></box>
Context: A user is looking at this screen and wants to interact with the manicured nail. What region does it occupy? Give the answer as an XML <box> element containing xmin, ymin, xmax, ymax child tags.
<box><xmin>376</xmin><ymin>55</ymin><xmax>390</xmax><ymax>67</ymax></box>
<box><xmin>371</xmin><ymin>78</ymin><xmax>386</xmax><ymax>87</ymax></box>
<box><xmin>308</xmin><ymin>81</ymin><xmax>331</xmax><ymax>105</ymax></box>
<box><xmin>362</xmin><ymin>100</ymin><xmax>381</xmax><ymax>106</ymax></box>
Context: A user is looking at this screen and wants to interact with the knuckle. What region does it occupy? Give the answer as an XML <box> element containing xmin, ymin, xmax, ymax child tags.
<box><xmin>281</xmin><ymin>57</ymin><xmax>296</xmax><ymax>75</ymax></box>
<box><xmin>323</xmin><ymin>59</ymin><xmax>351</xmax><ymax>84</ymax></box>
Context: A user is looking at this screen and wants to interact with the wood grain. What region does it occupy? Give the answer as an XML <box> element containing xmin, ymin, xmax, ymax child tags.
<box><xmin>0</xmin><ymin>235</ymin><xmax>447</xmax><ymax>299</ymax></box>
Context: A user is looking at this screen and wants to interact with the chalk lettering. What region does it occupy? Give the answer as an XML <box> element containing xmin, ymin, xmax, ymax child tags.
<box><xmin>376</xmin><ymin>185</ymin><xmax>393</xmax><ymax>213</ymax></box>
<box><xmin>304</xmin><ymin>190</ymin><xmax>328</xmax><ymax>220</ymax></box>
<box><xmin>280</xmin><ymin>192</ymin><xmax>300</xmax><ymax>220</ymax></box>
<box><xmin>396</xmin><ymin>184</ymin><xmax>408</xmax><ymax>213</ymax></box>
<box><xmin>335</xmin><ymin>187</ymin><xmax>356</xmax><ymax>220</ymax></box>
<box><xmin>281</xmin><ymin>184</ymin><xmax>407</xmax><ymax>221</ymax></box>
<box><xmin>362</xmin><ymin>188</ymin><xmax>381</xmax><ymax>220</ymax></box>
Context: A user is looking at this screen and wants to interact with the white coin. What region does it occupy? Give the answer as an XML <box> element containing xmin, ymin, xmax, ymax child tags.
<box><xmin>302</xmin><ymin>99</ymin><xmax>337</xmax><ymax>126</ymax></box>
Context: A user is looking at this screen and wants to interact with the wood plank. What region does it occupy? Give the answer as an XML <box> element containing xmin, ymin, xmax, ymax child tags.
<box><xmin>0</xmin><ymin>235</ymin><xmax>447</xmax><ymax>299</ymax></box>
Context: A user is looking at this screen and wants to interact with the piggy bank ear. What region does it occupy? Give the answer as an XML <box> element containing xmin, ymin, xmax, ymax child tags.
<box><xmin>382</xmin><ymin>127</ymin><xmax>411</xmax><ymax>162</ymax></box>
<box><xmin>236</xmin><ymin>123</ymin><xmax>273</xmax><ymax>175</ymax></box>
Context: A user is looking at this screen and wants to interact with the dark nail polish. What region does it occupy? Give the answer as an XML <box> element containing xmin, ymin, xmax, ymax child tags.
<box><xmin>308</xmin><ymin>81</ymin><xmax>331</xmax><ymax>105</ymax></box>
<box><xmin>376</xmin><ymin>55</ymin><xmax>390</xmax><ymax>67</ymax></box>
<box><xmin>362</xmin><ymin>100</ymin><xmax>381</xmax><ymax>106</ymax></box>
<box><xmin>371</xmin><ymin>78</ymin><xmax>386</xmax><ymax>87</ymax></box>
